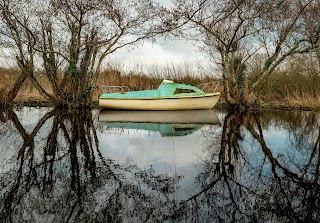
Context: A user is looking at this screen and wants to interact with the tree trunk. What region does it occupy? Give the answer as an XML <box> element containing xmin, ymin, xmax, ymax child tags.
<box><xmin>28</xmin><ymin>75</ymin><xmax>56</xmax><ymax>102</ymax></box>
<box><xmin>7</xmin><ymin>71</ymin><xmax>28</xmax><ymax>102</ymax></box>
<box><xmin>316</xmin><ymin>48</ymin><xmax>320</xmax><ymax>69</ymax></box>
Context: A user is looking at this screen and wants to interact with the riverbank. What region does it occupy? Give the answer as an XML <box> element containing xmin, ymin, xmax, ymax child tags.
<box><xmin>1</xmin><ymin>62</ymin><xmax>320</xmax><ymax>111</ymax></box>
<box><xmin>3</xmin><ymin>99</ymin><xmax>320</xmax><ymax>112</ymax></box>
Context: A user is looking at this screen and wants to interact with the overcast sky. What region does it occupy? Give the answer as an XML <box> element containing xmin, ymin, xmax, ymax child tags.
<box><xmin>107</xmin><ymin>0</ymin><xmax>212</xmax><ymax>74</ymax></box>
<box><xmin>0</xmin><ymin>0</ymin><xmax>213</xmax><ymax>75</ymax></box>
<box><xmin>107</xmin><ymin>36</ymin><xmax>210</xmax><ymax>74</ymax></box>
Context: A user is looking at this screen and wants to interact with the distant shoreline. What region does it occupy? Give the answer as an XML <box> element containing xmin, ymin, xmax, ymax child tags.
<box><xmin>2</xmin><ymin>100</ymin><xmax>320</xmax><ymax>112</ymax></box>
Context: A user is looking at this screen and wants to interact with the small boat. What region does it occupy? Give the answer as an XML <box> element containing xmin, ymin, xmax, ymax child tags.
<box><xmin>99</xmin><ymin>110</ymin><xmax>220</xmax><ymax>136</ymax></box>
<box><xmin>99</xmin><ymin>80</ymin><xmax>221</xmax><ymax>110</ymax></box>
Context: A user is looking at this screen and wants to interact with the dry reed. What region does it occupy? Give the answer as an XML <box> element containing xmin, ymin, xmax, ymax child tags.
<box><xmin>1</xmin><ymin>57</ymin><xmax>320</xmax><ymax>107</ymax></box>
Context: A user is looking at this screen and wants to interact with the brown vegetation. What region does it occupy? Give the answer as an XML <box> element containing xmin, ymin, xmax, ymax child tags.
<box><xmin>0</xmin><ymin>65</ymin><xmax>222</xmax><ymax>103</ymax></box>
<box><xmin>0</xmin><ymin>68</ymin><xmax>51</xmax><ymax>103</ymax></box>
<box><xmin>1</xmin><ymin>56</ymin><xmax>320</xmax><ymax>108</ymax></box>
<box><xmin>254</xmin><ymin>57</ymin><xmax>320</xmax><ymax>107</ymax></box>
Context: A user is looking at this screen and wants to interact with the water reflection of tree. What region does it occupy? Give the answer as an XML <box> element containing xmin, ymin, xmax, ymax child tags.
<box><xmin>0</xmin><ymin>108</ymin><xmax>99</xmax><ymax>222</ymax></box>
<box><xmin>170</xmin><ymin>110</ymin><xmax>320</xmax><ymax>222</ymax></box>
<box><xmin>0</xmin><ymin>108</ymin><xmax>181</xmax><ymax>222</ymax></box>
<box><xmin>245</xmin><ymin>111</ymin><xmax>320</xmax><ymax>222</ymax></box>
<box><xmin>1</xmin><ymin>108</ymin><xmax>320</xmax><ymax>222</ymax></box>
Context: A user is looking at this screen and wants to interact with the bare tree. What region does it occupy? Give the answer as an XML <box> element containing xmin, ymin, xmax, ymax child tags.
<box><xmin>301</xmin><ymin>1</ymin><xmax>320</xmax><ymax>67</ymax></box>
<box><xmin>170</xmin><ymin>0</ymin><xmax>319</xmax><ymax>109</ymax></box>
<box><xmin>0</xmin><ymin>0</ymin><xmax>168</xmax><ymax>105</ymax></box>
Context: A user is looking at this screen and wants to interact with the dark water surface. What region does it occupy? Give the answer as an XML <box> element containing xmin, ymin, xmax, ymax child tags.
<box><xmin>0</xmin><ymin>107</ymin><xmax>319</xmax><ymax>223</ymax></box>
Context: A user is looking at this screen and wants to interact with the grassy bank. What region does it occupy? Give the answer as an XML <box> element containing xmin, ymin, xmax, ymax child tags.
<box><xmin>0</xmin><ymin>65</ymin><xmax>222</xmax><ymax>104</ymax></box>
<box><xmin>1</xmin><ymin>58</ymin><xmax>320</xmax><ymax>110</ymax></box>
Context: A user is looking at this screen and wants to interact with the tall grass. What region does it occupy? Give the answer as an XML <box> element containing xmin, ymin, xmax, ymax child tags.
<box><xmin>1</xmin><ymin>57</ymin><xmax>320</xmax><ymax>107</ymax></box>
<box><xmin>0</xmin><ymin>67</ymin><xmax>18</xmax><ymax>103</ymax></box>
<box><xmin>92</xmin><ymin>63</ymin><xmax>222</xmax><ymax>99</ymax></box>
<box><xmin>0</xmin><ymin>63</ymin><xmax>221</xmax><ymax>103</ymax></box>
<box><xmin>0</xmin><ymin>67</ymin><xmax>53</xmax><ymax>103</ymax></box>
<box><xmin>254</xmin><ymin>56</ymin><xmax>320</xmax><ymax>106</ymax></box>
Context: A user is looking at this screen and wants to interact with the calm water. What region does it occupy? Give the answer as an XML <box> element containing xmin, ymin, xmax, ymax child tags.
<box><xmin>0</xmin><ymin>107</ymin><xmax>319</xmax><ymax>223</ymax></box>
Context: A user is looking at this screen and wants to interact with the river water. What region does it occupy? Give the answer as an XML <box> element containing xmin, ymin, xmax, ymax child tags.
<box><xmin>0</xmin><ymin>107</ymin><xmax>319</xmax><ymax>222</ymax></box>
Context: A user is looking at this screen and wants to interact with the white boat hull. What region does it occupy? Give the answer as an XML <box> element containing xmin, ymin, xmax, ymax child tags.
<box><xmin>99</xmin><ymin>93</ymin><xmax>220</xmax><ymax>110</ymax></box>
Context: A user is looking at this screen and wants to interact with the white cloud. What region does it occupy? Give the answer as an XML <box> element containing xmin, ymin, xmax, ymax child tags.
<box><xmin>107</xmin><ymin>38</ymin><xmax>212</xmax><ymax>75</ymax></box>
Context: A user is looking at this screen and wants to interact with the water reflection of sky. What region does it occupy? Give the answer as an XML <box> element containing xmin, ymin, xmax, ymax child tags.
<box><xmin>2</xmin><ymin>108</ymin><xmax>317</xmax><ymax>185</ymax></box>
<box><xmin>272</xmin><ymin>126</ymin><xmax>317</xmax><ymax>178</ymax></box>
<box><xmin>98</xmin><ymin>125</ymin><xmax>219</xmax><ymax>200</ymax></box>
<box><xmin>1</xmin><ymin>108</ymin><xmax>319</xmax><ymax>222</ymax></box>
<box><xmin>14</xmin><ymin>107</ymin><xmax>52</xmax><ymax>133</ymax></box>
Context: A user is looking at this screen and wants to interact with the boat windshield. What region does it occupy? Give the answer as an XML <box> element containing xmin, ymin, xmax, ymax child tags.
<box><xmin>174</xmin><ymin>88</ymin><xmax>197</xmax><ymax>94</ymax></box>
<box><xmin>158</xmin><ymin>81</ymin><xmax>205</xmax><ymax>96</ymax></box>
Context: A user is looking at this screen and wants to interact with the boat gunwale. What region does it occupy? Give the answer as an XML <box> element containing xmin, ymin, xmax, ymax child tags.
<box><xmin>99</xmin><ymin>92</ymin><xmax>221</xmax><ymax>100</ymax></box>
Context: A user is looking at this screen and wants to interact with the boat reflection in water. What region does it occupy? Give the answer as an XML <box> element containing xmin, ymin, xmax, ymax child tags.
<box><xmin>98</xmin><ymin>109</ymin><xmax>221</xmax><ymax>136</ymax></box>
